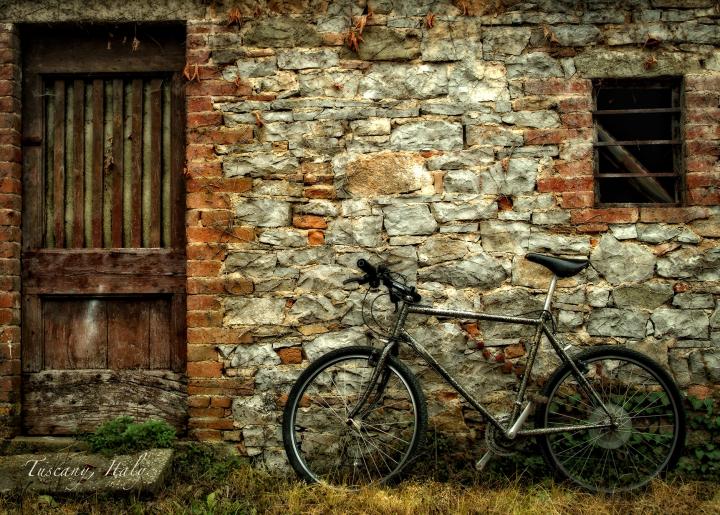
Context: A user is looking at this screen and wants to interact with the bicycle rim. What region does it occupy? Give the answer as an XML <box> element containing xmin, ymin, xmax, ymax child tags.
<box><xmin>540</xmin><ymin>351</ymin><xmax>684</xmax><ymax>493</ymax></box>
<box><xmin>286</xmin><ymin>351</ymin><xmax>423</xmax><ymax>487</ymax></box>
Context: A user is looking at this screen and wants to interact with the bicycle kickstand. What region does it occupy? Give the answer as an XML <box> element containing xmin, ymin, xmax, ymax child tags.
<box><xmin>475</xmin><ymin>450</ymin><xmax>494</xmax><ymax>471</ymax></box>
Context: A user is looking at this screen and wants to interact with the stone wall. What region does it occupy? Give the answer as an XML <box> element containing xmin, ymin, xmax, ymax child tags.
<box><xmin>2</xmin><ymin>0</ymin><xmax>720</xmax><ymax>465</ymax></box>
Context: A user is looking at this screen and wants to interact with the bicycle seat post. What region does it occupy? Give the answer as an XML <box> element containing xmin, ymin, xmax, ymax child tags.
<box><xmin>543</xmin><ymin>275</ymin><xmax>558</xmax><ymax>314</ymax></box>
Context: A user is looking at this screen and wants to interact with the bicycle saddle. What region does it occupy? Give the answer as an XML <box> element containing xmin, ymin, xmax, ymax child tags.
<box><xmin>525</xmin><ymin>253</ymin><xmax>589</xmax><ymax>278</ymax></box>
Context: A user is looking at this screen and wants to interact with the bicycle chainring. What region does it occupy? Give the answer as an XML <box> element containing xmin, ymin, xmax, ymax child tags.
<box><xmin>485</xmin><ymin>414</ymin><xmax>517</xmax><ymax>457</ymax></box>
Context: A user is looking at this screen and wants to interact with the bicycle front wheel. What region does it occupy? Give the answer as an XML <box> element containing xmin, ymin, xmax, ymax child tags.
<box><xmin>282</xmin><ymin>346</ymin><xmax>427</xmax><ymax>487</ymax></box>
<box><xmin>535</xmin><ymin>346</ymin><xmax>686</xmax><ymax>493</ymax></box>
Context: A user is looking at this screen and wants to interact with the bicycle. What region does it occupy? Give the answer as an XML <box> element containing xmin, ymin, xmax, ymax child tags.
<box><xmin>282</xmin><ymin>253</ymin><xmax>686</xmax><ymax>493</ymax></box>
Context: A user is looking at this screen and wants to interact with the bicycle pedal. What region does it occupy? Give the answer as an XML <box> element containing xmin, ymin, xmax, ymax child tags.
<box><xmin>475</xmin><ymin>450</ymin><xmax>494</xmax><ymax>471</ymax></box>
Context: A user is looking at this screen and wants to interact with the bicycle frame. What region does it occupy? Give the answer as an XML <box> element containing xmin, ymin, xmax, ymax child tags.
<box><xmin>348</xmin><ymin>276</ymin><xmax>615</xmax><ymax>440</ymax></box>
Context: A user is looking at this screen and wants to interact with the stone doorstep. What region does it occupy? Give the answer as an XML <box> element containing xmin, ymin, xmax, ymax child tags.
<box><xmin>4</xmin><ymin>436</ymin><xmax>89</xmax><ymax>455</ymax></box>
<box><xmin>0</xmin><ymin>448</ymin><xmax>173</xmax><ymax>495</ymax></box>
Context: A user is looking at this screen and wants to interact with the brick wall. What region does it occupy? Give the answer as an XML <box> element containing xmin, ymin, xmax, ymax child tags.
<box><xmin>0</xmin><ymin>23</ymin><xmax>21</xmax><ymax>439</ymax></box>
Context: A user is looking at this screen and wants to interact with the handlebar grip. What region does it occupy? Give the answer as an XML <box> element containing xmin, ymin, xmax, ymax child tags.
<box><xmin>357</xmin><ymin>258</ymin><xmax>374</xmax><ymax>274</ymax></box>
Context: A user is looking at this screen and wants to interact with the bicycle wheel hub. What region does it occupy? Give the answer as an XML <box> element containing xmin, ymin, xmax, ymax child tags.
<box><xmin>588</xmin><ymin>403</ymin><xmax>631</xmax><ymax>449</ymax></box>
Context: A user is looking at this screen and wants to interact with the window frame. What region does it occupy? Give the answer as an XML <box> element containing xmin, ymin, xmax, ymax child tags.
<box><xmin>591</xmin><ymin>77</ymin><xmax>686</xmax><ymax>208</ymax></box>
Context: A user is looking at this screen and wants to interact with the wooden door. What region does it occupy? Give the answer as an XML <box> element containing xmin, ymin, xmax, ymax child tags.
<box><xmin>20</xmin><ymin>25</ymin><xmax>187</xmax><ymax>434</ymax></box>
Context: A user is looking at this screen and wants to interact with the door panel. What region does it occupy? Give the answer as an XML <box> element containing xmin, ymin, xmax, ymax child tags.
<box><xmin>21</xmin><ymin>24</ymin><xmax>187</xmax><ymax>435</ymax></box>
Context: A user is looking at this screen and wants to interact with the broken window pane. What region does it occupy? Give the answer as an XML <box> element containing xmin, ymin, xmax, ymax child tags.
<box><xmin>593</xmin><ymin>78</ymin><xmax>682</xmax><ymax>205</ymax></box>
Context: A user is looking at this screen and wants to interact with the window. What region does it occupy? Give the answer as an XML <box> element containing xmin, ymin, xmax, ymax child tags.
<box><xmin>592</xmin><ymin>78</ymin><xmax>683</xmax><ymax>205</ymax></box>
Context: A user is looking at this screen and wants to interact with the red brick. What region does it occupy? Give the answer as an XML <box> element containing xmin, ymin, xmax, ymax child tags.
<box><xmin>0</xmin><ymin>358</ymin><xmax>19</xmax><ymax>375</ymax></box>
<box><xmin>0</xmin><ymin>146</ymin><xmax>21</xmax><ymax>163</ymax></box>
<box><xmin>570</xmin><ymin>208</ymin><xmax>639</xmax><ymax>224</ymax></box>
<box><xmin>560</xmin><ymin>112</ymin><xmax>592</xmax><ymax>128</ymax></box>
<box><xmin>0</xmin><ymin>96</ymin><xmax>19</xmax><ymax>113</ymax></box>
<box><xmin>554</xmin><ymin>160</ymin><xmax>593</xmax><ymax>177</ymax></box>
<box><xmin>686</xmin><ymin>91</ymin><xmax>720</xmax><ymax>108</ymax></box>
<box><xmin>187</xmin><ymin>310</ymin><xmax>223</xmax><ymax>328</ymax></box>
<box><xmin>524</xmin><ymin>78</ymin><xmax>591</xmax><ymax>96</ymax></box>
<box><xmin>0</xmin><ymin>326</ymin><xmax>20</xmax><ymax>344</ymax></box>
<box><xmin>308</xmin><ymin>230</ymin><xmax>325</xmax><ymax>246</ymax></box>
<box><xmin>188</xmin><ymin>277</ymin><xmax>226</xmax><ymax>294</ymax></box>
<box><xmin>688</xmin><ymin>171</ymin><xmax>719</xmax><ymax>188</ymax></box>
<box><xmin>187</xmin><ymin>260</ymin><xmax>222</xmax><ymax>277</ymax></box>
<box><xmin>0</xmin><ymin>209</ymin><xmax>18</xmax><ymax>226</ymax></box>
<box><xmin>187</xmin><ymin>96</ymin><xmax>214</xmax><ymax>113</ymax></box>
<box><xmin>304</xmin><ymin>185</ymin><xmax>335</xmax><ymax>199</ymax></box>
<box><xmin>187</xmin><ymin>361</ymin><xmax>223</xmax><ymax>378</ymax></box>
<box><xmin>187</xmin><ymin>226</ymin><xmax>254</xmax><ymax>244</ymax></box>
<box><xmin>199</xmin><ymin>210</ymin><xmax>234</xmax><ymax>227</ymax></box>
<box><xmin>188</xmin><ymin>295</ymin><xmax>221</xmax><ymax>311</ymax></box>
<box><xmin>188</xmin><ymin>345</ymin><xmax>220</xmax><ymax>362</ymax></box>
<box><xmin>0</xmin><ymin>181</ymin><xmax>20</xmax><ymax>197</ymax></box>
<box><xmin>0</xmin><ymin>292</ymin><xmax>19</xmax><ymax>308</ymax></box>
<box><xmin>185</xmin><ymin>160</ymin><xmax>223</xmax><ymax>178</ymax></box>
<box><xmin>189</xmin><ymin>407</ymin><xmax>226</xmax><ymax>418</ymax></box>
<box><xmin>187</xmin><ymin>327</ymin><xmax>252</xmax><ymax>345</ymax></box>
<box><xmin>689</xmin><ymin>188</ymin><xmax>720</xmax><ymax>205</ymax></box>
<box><xmin>685</xmin><ymin>109</ymin><xmax>720</xmax><ymax>125</ymax></box>
<box><xmin>186</xmin><ymin>243</ymin><xmax>227</xmax><ymax>261</ymax></box>
<box><xmin>685</xmin><ymin>75</ymin><xmax>720</xmax><ymax>92</ymax></box>
<box><xmin>687</xmin><ymin>384</ymin><xmax>712</xmax><ymax>400</ymax></box>
<box><xmin>188</xmin><ymin>126</ymin><xmax>254</xmax><ymax>145</ymax></box>
<box><xmin>188</xmin><ymin>395</ymin><xmax>211</xmax><ymax>408</ymax></box>
<box><xmin>525</xmin><ymin>128</ymin><xmax>592</xmax><ymax>145</ymax></box>
<box><xmin>188</xmin><ymin>418</ymin><xmax>235</xmax><ymax>430</ymax></box>
<box><xmin>186</xmin><ymin>80</ymin><xmax>250</xmax><ymax>97</ymax></box>
<box><xmin>0</xmin><ymin>64</ymin><xmax>19</xmax><ymax>81</ymax></box>
<box><xmin>188</xmin><ymin>377</ymin><xmax>254</xmax><ymax>396</ymax></box>
<box><xmin>537</xmin><ymin>176</ymin><xmax>594</xmax><ymax>193</ymax></box>
<box><xmin>687</xmin><ymin>140</ymin><xmax>720</xmax><ymax>156</ymax></box>
<box><xmin>0</xmin><ymin>342</ymin><xmax>19</xmax><ymax>360</ymax></box>
<box><xmin>686</xmin><ymin>125</ymin><xmax>720</xmax><ymax>140</ymax></box>
<box><xmin>187</xmin><ymin>111</ymin><xmax>223</xmax><ymax>129</ymax></box>
<box><xmin>210</xmin><ymin>396</ymin><xmax>232</xmax><ymax>408</ymax></box>
<box><xmin>639</xmin><ymin>206</ymin><xmax>709</xmax><ymax>223</ymax></box>
<box><xmin>0</xmin><ymin>194</ymin><xmax>20</xmax><ymax>211</ymax></box>
<box><xmin>187</xmin><ymin>177</ymin><xmax>253</xmax><ymax>193</ymax></box>
<box><xmin>277</xmin><ymin>347</ymin><xmax>303</xmax><ymax>364</ymax></box>
<box><xmin>186</xmin><ymin>192</ymin><xmax>229</xmax><ymax>209</ymax></box>
<box><xmin>190</xmin><ymin>429</ymin><xmax>222</xmax><ymax>441</ymax></box>
<box><xmin>187</xmin><ymin>49</ymin><xmax>211</xmax><ymax>64</ymax></box>
<box><xmin>224</xmin><ymin>276</ymin><xmax>254</xmax><ymax>295</ymax></box>
<box><xmin>0</xmin><ymin>258</ymin><xmax>19</xmax><ymax>275</ymax></box>
<box><xmin>0</xmin><ymin>113</ymin><xmax>19</xmax><ymax>132</ymax></box>
<box><xmin>576</xmin><ymin>223</ymin><xmax>609</xmax><ymax>233</ymax></box>
<box><xmin>0</xmin><ymin>376</ymin><xmax>20</xmax><ymax>393</ymax></box>
<box><xmin>0</xmin><ymin>226</ymin><xmax>20</xmax><ymax>242</ymax></box>
<box><xmin>186</xmin><ymin>144</ymin><xmax>216</xmax><ymax>161</ymax></box>
<box><xmin>557</xmin><ymin>96</ymin><xmax>593</xmax><ymax>113</ymax></box>
<box><xmin>293</xmin><ymin>215</ymin><xmax>327</xmax><ymax>229</ymax></box>
<box><xmin>686</xmin><ymin>156</ymin><xmax>718</xmax><ymax>173</ymax></box>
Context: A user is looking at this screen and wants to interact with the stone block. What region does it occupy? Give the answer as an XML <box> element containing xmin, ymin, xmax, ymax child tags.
<box><xmin>421</xmin><ymin>20</ymin><xmax>481</xmax><ymax>62</ymax></box>
<box><xmin>657</xmin><ymin>247</ymin><xmax>720</xmax><ymax>280</ymax></box>
<box><xmin>383</xmin><ymin>204</ymin><xmax>437</xmax><ymax>236</ymax></box>
<box><xmin>327</xmin><ymin>217</ymin><xmax>383</xmax><ymax>247</ymax></box>
<box><xmin>480</xmin><ymin>221</ymin><xmax>531</xmax><ymax>253</ymax></box>
<box><xmin>482</xmin><ymin>27</ymin><xmax>531</xmax><ymax>57</ymax></box>
<box><xmin>244</xmin><ymin>18</ymin><xmax>321</xmax><ymax>48</ymax></box>
<box><xmin>590</xmin><ymin>234</ymin><xmax>656</xmax><ymax>285</ymax></box>
<box><xmin>673</xmin><ymin>293</ymin><xmax>715</xmax><ymax>309</ymax></box>
<box><xmin>651</xmin><ymin>309</ymin><xmax>709</xmax><ymax>339</ymax></box>
<box><xmin>277</xmin><ymin>49</ymin><xmax>338</xmax><ymax>69</ymax></box>
<box><xmin>359</xmin><ymin>63</ymin><xmax>448</xmax><ymax>100</ymax></box>
<box><xmin>588</xmin><ymin>309</ymin><xmax>649</xmax><ymax>338</ymax></box>
<box><xmin>575</xmin><ymin>49</ymin><xmax>702</xmax><ymax>77</ymax></box>
<box><xmin>418</xmin><ymin>253</ymin><xmax>506</xmax><ymax>289</ymax></box>
<box><xmin>234</xmin><ymin>199</ymin><xmax>291</xmax><ymax>228</ymax></box>
<box><xmin>613</xmin><ymin>282</ymin><xmax>674</xmax><ymax>309</ymax></box>
<box><xmin>224</xmin><ymin>298</ymin><xmax>287</xmax><ymax>326</ymax></box>
<box><xmin>390</xmin><ymin>121</ymin><xmax>463</xmax><ymax>151</ymax></box>
<box><xmin>431</xmin><ymin>201</ymin><xmax>497</xmax><ymax>223</ymax></box>
<box><xmin>355</xmin><ymin>27</ymin><xmax>421</xmax><ymax>61</ymax></box>
<box><xmin>344</xmin><ymin>151</ymin><xmax>430</xmax><ymax>196</ymax></box>
<box><xmin>418</xmin><ymin>236</ymin><xmax>469</xmax><ymax>266</ymax></box>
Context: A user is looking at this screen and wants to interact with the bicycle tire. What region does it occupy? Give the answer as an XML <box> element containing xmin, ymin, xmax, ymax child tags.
<box><xmin>534</xmin><ymin>345</ymin><xmax>686</xmax><ymax>493</ymax></box>
<box><xmin>282</xmin><ymin>346</ymin><xmax>427</xmax><ymax>487</ymax></box>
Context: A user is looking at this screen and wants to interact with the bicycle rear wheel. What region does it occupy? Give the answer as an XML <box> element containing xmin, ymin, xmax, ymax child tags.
<box><xmin>535</xmin><ymin>346</ymin><xmax>685</xmax><ymax>493</ymax></box>
<box><xmin>282</xmin><ymin>346</ymin><xmax>427</xmax><ymax>487</ymax></box>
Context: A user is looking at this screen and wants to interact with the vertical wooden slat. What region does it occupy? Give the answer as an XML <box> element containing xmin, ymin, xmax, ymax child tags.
<box><xmin>111</xmin><ymin>79</ymin><xmax>124</xmax><ymax>248</ymax></box>
<box><xmin>107</xmin><ymin>299</ymin><xmax>150</xmax><ymax>369</ymax></box>
<box><xmin>53</xmin><ymin>80</ymin><xmax>66</xmax><ymax>247</ymax></box>
<box><xmin>23</xmin><ymin>75</ymin><xmax>44</xmax><ymax>251</ymax></box>
<box><xmin>170</xmin><ymin>294</ymin><xmax>186</xmax><ymax>372</ymax></box>
<box><xmin>131</xmin><ymin>79</ymin><xmax>143</xmax><ymax>247</ymax></box>
<box><xmin>22</xmin><ymin>296</ymin><xmax>42</xmax><ymax>372</ymax></box>
<box><xmin>72</xmin><ymin>79</ymin><xmax>85</xmax><ymax>247</ymax></box>
<box><xmin>149</xmin><ymin>79</ymin><xmax>162</xmax><ymax>247</ymax></box>
<box><xmin>43</xmin><ymin>299</ymin><xmax>107</xmax><ymax>369</ymax></box>
<box><xmin>91</xmin><ymin>80</ymin><xmax>104</xmax><ymax>247</ymax></box>
<box><xmin>149</xmin><ymin>298</ymin><xmax>171</xmax><ymax>369</ymax></box>
<box><xmin>170</xmin><ymin>73</ymin><xmax>186</xmax><ymax>249</ymax></box>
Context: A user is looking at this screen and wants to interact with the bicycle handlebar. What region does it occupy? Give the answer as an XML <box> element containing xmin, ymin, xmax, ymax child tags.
<box><xmin>348</xmin><ymin>259</ymin><xmax>422</xmax><ymax>303</ymax></box>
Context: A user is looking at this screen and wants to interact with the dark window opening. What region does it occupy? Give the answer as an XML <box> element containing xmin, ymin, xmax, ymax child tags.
<box><xmin>592</xmin><ymin>78</ymin><xmax>683</xmax><ymax>205</ymax></box>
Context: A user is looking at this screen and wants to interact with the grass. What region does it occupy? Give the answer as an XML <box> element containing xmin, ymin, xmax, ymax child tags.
<box><xmin>1</xmin><ymin>462</ymin><xmax>719</xmax><ymax>515</ymax></box>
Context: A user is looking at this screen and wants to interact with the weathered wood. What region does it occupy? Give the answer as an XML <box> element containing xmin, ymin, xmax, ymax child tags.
<box><xmin>149</xmin><ymin>298</ymin><xmax>171</xmax><ymax>369</ymax></box>
<box><xmin>21</xmin><ymin>72</ymin><xmax>44</xmax><ymax>251</ymax></box>
<box><xmin>149</xmin><ymin>79</ymin><xmax>162</xmax><ymax>248</ymax></box>
<box><xmin>170</xmin><ymin>294</ymin><xmax>187</xmax><ymax>372</ymax></box>
<box><xmin>111</xmin><ymin>79</ymin><xmax>124</xmax><ymax>248</ymax></box>
<box><xmin>24</xmin><ymin>248</ymin><xmax>186</xmax><ymax>275</ymax></box>
<box><xmin>53</xmin><ymin>80</ymin><xmax>66</xmax><ymax>248</ymax></box>
<box><xmin>108</xmin><ymin>299</ymin><xmax>151</xmax><ymax>369</ymax></box>
<box><xmin>43</xmin><ymin>299</ymin><xmax>107</xmax><ymax>369</ymax></box>
<box><xmin>22</xmin><ymin>25</ymin><xmax>186</xmax><ymax>75</ymax></box>
<box><xmin>170</xmin><ymin>73</ymin><xmax>186</xmax><ymax>250</ymax></box>
<box><xmin>72</xmin><ymin>79</ymin><xmax>85</xmax><ymax>248</ymax></box>
<box><xmin>22</xmin><ymin>370</ymin><xmax>187</xmax><ymax>435</ymax></box>
<box><xmin>21</xmin><ymin>296</ymin><xmax>42</xmax><ymax>373</ymax></box>
<box><xmin>130</xmin><ymin>79</ymin><xmax>143</xmax><ymax>247</ymax></box>
<box><xmin>91</xmin><ymin>80</ymin><xmax>104</xmax><ymax>248</ymax></box>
